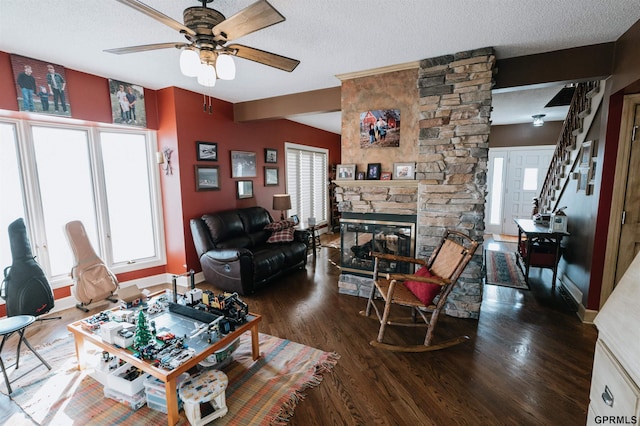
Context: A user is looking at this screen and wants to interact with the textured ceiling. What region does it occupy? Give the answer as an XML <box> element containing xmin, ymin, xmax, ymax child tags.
<box><xmin>1</xmin><ymin>0</ymin><xmax>639</xmax><ymax>134</ymax></box>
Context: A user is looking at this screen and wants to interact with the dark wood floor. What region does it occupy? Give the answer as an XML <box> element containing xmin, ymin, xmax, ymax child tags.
<box><xmin>1</xmin><ymin>235</ymin><xmax>597</xmax><ymax>425</ymax></box>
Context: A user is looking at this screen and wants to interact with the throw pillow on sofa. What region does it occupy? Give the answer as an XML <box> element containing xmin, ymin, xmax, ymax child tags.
<box><xmin>266</xmin><ymin>227</ymin><xmax>295</xmax><ymax>243</ymax></box>
<box><xmin>264</xmin><ymin>219</ymin><xmax>295</xmax><ymax>232</ymax></box>
<box><xmin>264</xmin><ymin>219</ymin><xmax>296</xmax><ymax>243</ymax></box>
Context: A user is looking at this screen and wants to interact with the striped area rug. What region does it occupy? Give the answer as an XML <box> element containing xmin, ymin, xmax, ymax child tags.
<box><xmin>485</xmin><ymin>249</ymin><xmax>528</xmax><ymax>290</ymax></box>
<box><xmin>2</xmin><ymin>331</ymin><xmax>339</xmax><ymax>425</ymax></box>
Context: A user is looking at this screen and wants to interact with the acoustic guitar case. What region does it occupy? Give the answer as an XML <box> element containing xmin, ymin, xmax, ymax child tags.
<box><xmin>64</xmin><ymin>220</ymin><xmax>119</xmax><ymax>307</ymax></box>
<box><xmin>1</xmin><ymin>218</ymin><xmax>55</xmax><ymax>317</ymax></box>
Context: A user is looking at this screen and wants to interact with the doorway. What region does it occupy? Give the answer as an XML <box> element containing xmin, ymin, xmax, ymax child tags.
<box><xmin>486</xmin><ymin>146</ymin><xmax>555</xmax><ymax>236</ymax></box>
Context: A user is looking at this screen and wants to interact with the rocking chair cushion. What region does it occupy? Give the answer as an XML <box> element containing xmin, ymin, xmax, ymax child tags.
<box><xmin>403</xmin><ymin>266</ymin><xmax>440</xmax><ymax>306</ymax></box>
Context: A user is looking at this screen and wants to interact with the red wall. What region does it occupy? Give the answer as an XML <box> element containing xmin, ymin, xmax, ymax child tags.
<box><xmin>0</xmin><ymin>50</ymin><xmax>342</xmax><ymax>301</ymax></box>
<box><xmin>163</xmin><ymin>87</ymin><xmax>341</xmax><ymax>275</ymax></box>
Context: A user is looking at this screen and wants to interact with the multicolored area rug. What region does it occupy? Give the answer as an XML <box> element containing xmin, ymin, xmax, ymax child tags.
<box><xmin>1</xmin><ymin>331</ymin><xmax>339</xmax><ymax>425</ymax></box>
<box><xmin>485</xmin><ymin>249</ymin><xmax>528</xmax><ymax>290</ymax></box>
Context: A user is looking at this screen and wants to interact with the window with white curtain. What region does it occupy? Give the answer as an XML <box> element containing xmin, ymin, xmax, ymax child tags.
<box><xmin>285</xmin><ymin>142</ymin><xmax>328</xmax><ymax>227</ymax></box>
<box><xmin>0</xmin><ymin>117</ymin><xmax>165</xmax><ymax>286</ymax></box>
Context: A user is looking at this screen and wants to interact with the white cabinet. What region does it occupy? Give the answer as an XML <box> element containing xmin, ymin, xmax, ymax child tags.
<box><xmin>588</xmin><ymin>253</ymin><xmax>640</xmax><ymax>425</ymax></box>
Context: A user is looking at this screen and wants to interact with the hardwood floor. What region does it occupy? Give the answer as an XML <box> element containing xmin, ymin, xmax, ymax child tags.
<box><xmin>1</xmin><ymin>235</ymin><xmax>597</xmax><ymax>425</ymax></box>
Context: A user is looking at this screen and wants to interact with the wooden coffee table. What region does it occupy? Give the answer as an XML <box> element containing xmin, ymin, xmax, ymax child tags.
<box><xmin>68</xmin><ymin>307</ymin><xmax>261</xmax><ymax>426</ymax></box>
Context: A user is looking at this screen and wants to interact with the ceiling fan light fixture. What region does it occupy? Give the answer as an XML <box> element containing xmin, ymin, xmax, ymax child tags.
<box><xmin>216</xmin><ymin>54</ymin><xmax>236</xmax><ymax>80</ymax></box>
<box><xmin>179</xmin><ymin>48</ymin><xmax>201</xmax><ymax>77</ymax></box>
<box><xmin>197</xmin><ymin>63</ymin><xmax>216</xmax><ymax>87</ymax></box>
<box><xmin>532</xmin><ymin>114</ymin><xmax>546</xmax><ymax>127</ymax></box>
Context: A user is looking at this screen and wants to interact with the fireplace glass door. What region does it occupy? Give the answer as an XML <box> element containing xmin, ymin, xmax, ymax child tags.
<box><xmin>340</xmin><ymin>218</ymin><xmax>415</xmax><ymax>277</ymax></box>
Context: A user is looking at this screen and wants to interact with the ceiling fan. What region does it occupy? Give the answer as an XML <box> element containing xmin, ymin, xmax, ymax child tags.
<box><xmin>105</xmin><ymin>0</ymin><xmax>300</xmax><ymax>80</ymax></box>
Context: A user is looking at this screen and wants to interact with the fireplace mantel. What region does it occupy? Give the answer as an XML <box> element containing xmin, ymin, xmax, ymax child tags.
<box><xmin>334</xmin><ymin>180</ymin><xmax>419</xmax><ymax>188</ymax></box>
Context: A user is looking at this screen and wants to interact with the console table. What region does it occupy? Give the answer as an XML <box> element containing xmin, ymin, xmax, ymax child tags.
<box><xmin>514</xmin><ymin>218</ymin><xmax>569</xmax><ymax>287</ymax></box>
<box><xmin>68</xmin><ymin>307</ymin><xmax>261</xmax><ymax>426</ymax></box>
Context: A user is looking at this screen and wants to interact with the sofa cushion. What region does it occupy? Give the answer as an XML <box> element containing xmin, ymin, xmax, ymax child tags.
<box><xmin>216</xmin><ymin>235</ymin><xmax>253</xmax><ymax>249</ymax></box>
<box><xmin>252</xmin><ymin>247</ymin><xmax>286</xmax><ymax>281</ymax></box>
<box><xmin>238</xmin><ymin>207</ymin><xmax>273</xmax><ymax>233</ymax></box>
<box><xmin>267</xmin><ymin>227</ymin><xmax>295</xmax><ymax>243</ymax></box>
<box><xmin>277</xmin><ymin>241</ymin><xmax>308</xmax><ymax>266</ymax></box>
<box><xmin>203</xmin><ymin>212</ymin><xmax>245</xmax><ymax>245</ymax></box>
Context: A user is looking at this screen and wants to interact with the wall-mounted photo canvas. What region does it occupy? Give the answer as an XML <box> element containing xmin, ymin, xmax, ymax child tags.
<box><xmin>10</xmin><ymin>54</ymin><xmax>71</xmax><ymax>117</ymax></box>
<box><xmin>359</xmin><ymin>109</ymin><xmax>400</xmax><ymax>148</ymax></box>
<box><xmin>109</xmin><ymin>79</ymin><xmax>147</xmax><ymax>127</ymax></box>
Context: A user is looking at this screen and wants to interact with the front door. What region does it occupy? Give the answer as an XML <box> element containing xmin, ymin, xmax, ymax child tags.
<box><xmin>486</xmin><ymin>146</ymin><xmax>554</xmax><ymax>235</ymax></box>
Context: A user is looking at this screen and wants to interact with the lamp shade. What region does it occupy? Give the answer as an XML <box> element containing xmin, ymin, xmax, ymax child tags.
<box><xmin>273</xmin><ymin>194</ymin><xmax>291</xmax><ymax>211</ymax></box>
<box><xmin>180</xmin><ymin>49</ymin><xmax>200</xmax><ymax>77</ymax></box>
<box><xmin>216</xmin><ymin>54</ymin><xmax>236</xmax><ymax>80</ymax></box>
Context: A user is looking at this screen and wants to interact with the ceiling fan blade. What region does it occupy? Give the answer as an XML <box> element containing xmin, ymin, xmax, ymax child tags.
<box><xmin>228</xmin><ymin>44</ymin><xmax>300</xmax><ymax>72</ymax></box>
<box><xmin>104</xmin><ymin>42</ymin><xmax>189</xmax><ymax>55</ymax></box>
<box><xmin>114</xmin><ymin>0</ymin><xmax>196</xmax><ymax>37</ymax></box>
<box><xmin>213</xmin><ymin>0</ymin><xmax>285</xmax><ymax>42</ymax></box>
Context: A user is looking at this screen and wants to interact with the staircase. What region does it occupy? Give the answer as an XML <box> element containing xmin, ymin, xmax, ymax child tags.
<box><xmin>538</xmin><ymin>80</ymin><xmax>605</xmax><ymax>213</ymax></box>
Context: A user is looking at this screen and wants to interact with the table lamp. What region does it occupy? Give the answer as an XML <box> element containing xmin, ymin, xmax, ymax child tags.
<box><xmin>273</xmin><ymin>194</ymin><xmax>291</xmax><ymax>220</ymax></box>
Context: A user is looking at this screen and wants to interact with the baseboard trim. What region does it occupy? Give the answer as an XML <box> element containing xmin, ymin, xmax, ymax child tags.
<box><xmin>559</xmin><ymin>273</ymin><xmax>598</xmax><ymax>324</ymax></box>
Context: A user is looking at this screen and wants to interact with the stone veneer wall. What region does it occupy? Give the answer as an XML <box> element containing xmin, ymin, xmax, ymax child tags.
<box><xmin>337</xmin><ymin>48</ymin><xmax>494</xmax><ymax>319</ymax></box>
<box><xmin>415</xmin><ymin>48</ymin><xmax>494</xmax><ymax>318</ymax></box>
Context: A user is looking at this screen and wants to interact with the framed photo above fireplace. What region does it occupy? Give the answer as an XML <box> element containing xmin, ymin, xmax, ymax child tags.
<box><xmin>336</xmin><ymin>164</ymin><xmax>356</xmax><ymax>180</ymax></box>
<box><xmin>367</xmin><ymin>163</ymin><xmax>381</xmax><ymax>180</ymax></box>
<box><xmin>393</xmin><ymin>162</ymin><xmax>415</xmax><ymax>180</ymax></box>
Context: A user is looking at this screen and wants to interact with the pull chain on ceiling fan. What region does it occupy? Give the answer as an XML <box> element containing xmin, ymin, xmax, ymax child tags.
<box><xmin>105</xmin><ymin>0</ymin><xmax>300</xmax><ymax>87</ymax></box>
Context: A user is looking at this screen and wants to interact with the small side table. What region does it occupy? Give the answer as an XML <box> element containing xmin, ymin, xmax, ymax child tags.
<box><xmin>0</xmin><ymin>315</ymin><xmax>52</xmax><ymax>394</ymax></box>
<box><xmin>309</xmin><ymin>226</ymin><xmax>321</xmax><ymax>254</ymax></box>
<box><xmin>178</xmin><ymin>369</ymin><xmax>228</xmax><ymax>426</ymax></box>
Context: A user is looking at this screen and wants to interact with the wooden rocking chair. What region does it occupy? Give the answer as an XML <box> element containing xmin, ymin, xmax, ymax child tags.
<box><xmin>360</xmin><ymin>230</ymin><xmax>479</xmax><ymax>352</ymax></box>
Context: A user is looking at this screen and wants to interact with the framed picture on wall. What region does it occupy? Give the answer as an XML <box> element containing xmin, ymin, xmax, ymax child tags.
<box><xmin>579</xmin><ymin>141</ymin><xmax>592</xmax><ymax>168</ymax></box>
<box><xmin>264</xmin><ymin>166</ymin><xmax>278</xmax><ymax>186</ymax></box>
<box><xmin>196</xmin><ymin>141</ymin><xmax>218</xmax><ymax>161</ymax></box>
<box><xmin>359</xmin><ymin>109</ymin><xmax>401</xmax><ymax>149</ymax></box>
<box><xmin>237</xmin><ymin>180</ymin><xmax>254</xmax><ymax>199</ymax></box>
<box><xmin>195</xmin><ymin>165</ymin><xmax>220</xmax><ymax>191</ymax></box>
<box><xmin>265</xmin><ymin>148</ymin><xmax>277</xmax><ymax>163</ymax></box>
<box><xmin>10</xmin><ymin>54</ymin><xmax>73</xmax><ymax>117</ymax></box>
<box><xmin>231</xmin><ymin>151</ymin><xmax>257</xmax><ymax>178</ymax></box>
<box><xmin>108</xmin><ymin>79</ymin><xmax>146</xmax><ymax>127</ymax></box>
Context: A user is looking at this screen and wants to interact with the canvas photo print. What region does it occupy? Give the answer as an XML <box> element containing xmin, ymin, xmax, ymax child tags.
<box><xmin>109</xmin><ymin>79</ymin><xmax>147</xmax><ymax>127</ymax></box>
<box><xmin>360</xmin><ymin>109</ymin><xmax>400</xmax><ymax>148</ymax></box>
<box><xmin>10</xmin><ymin>54</ymin><xmax>71</xmax><ymax>116</ymax></box>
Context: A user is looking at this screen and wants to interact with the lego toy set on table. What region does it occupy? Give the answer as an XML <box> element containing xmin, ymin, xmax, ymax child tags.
<box><xmin>79</xmin><ymin>281</ymin><xmax>249</xmax><ymax>412</ymax></box>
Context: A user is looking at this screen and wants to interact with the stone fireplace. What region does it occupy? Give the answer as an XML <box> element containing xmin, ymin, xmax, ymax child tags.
<box><xmin>337</xmin><ymin>48</ymin><xmax>494</xmax><ymax>319</ymax></box>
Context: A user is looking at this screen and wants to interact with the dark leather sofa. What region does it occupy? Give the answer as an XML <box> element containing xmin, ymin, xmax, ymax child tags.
<box><xmin>190</xmin><ymin>207</ymin><xmax>308</xmax><ymax>295</ymax></box>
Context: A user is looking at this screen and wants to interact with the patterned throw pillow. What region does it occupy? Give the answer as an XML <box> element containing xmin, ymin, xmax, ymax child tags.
<box><xmin>266</xmin><ymin>227</ymin><xmax>295</xmax><ymax>243</ymax></box>
<box><xmin>264</xmin><ymin>219</ymin><xmax>295</xmax><ymax>232</ymax></box>
<box><xmin>402</xmin><ymin>266</ymin><xmax>441</xmax><ymax>305</ymax></box>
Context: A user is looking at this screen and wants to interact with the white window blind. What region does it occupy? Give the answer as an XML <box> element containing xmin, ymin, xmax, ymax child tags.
<box><xmin>285</xmin><ymin>143</ymin><xmax>328</xmax><ymax>227</ymax></box>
